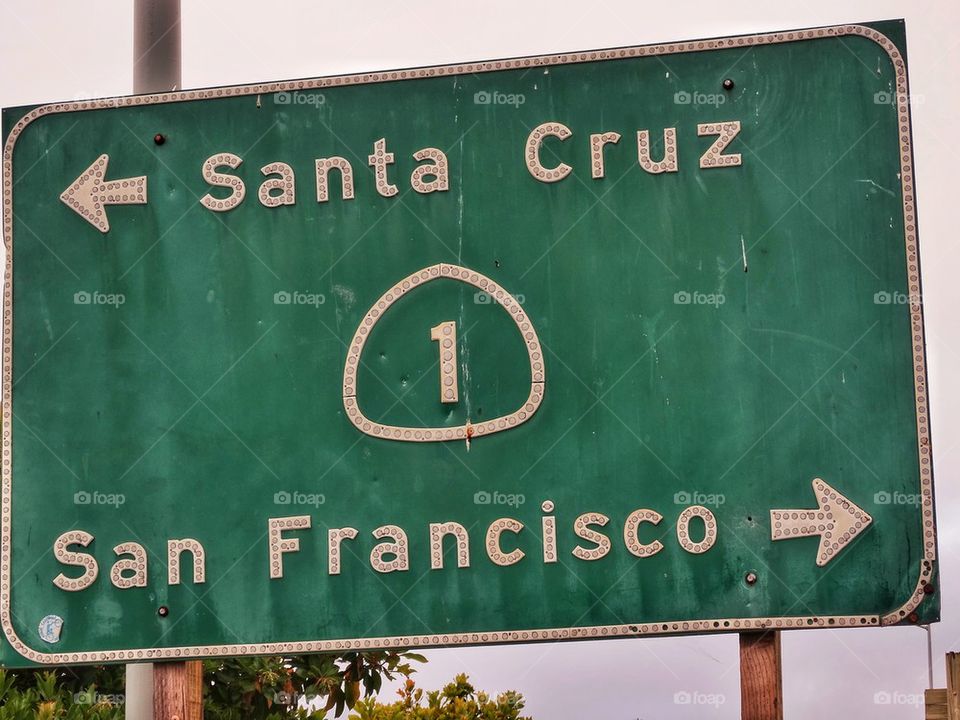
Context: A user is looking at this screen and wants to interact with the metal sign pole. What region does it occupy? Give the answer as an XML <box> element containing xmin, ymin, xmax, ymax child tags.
<box><xmin>125</xmin><ymin>663</ymin><xmax>154</xmax><ymax>720</ymax></box>
<box><xmin>133</xmin><ymin>0</ymin><xmax>181</xmax><ymax>94</ymax></box>
<box><xmin>127</xmin><ymin>2</ymin><xmax>185</xmax><ymax>719</ymax></box>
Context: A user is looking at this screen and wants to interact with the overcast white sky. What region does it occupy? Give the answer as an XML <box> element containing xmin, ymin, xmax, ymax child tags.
<box><xmin>1</xmin><ymin>2</ymin><xmax>958</xmax><ymax>718</ymax></box>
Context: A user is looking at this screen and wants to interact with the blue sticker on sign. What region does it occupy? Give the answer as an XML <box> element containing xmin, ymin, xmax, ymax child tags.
<box><xmin>37</xmin><ymin>615</ymin><xmax>62</xmax><ymax>644</ymax></box>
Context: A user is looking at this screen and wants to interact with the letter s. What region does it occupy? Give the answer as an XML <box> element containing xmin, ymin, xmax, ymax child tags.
<box><xmin>200</xmin><ymin>152</ymin><xmax>246</xmax><ymax>211</ymax></box>
<box><xmin>53</xmin><ymin>530</ymin><xmax>99</xmax><ymax>591</ymax></box>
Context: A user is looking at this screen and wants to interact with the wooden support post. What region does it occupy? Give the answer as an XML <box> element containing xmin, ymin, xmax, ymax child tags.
<box><xmin>924</xmin><ymin>653</ymin><xmax>960</xmax><ymax>719</ymax></box>
<box><xmin>153</xmin><ymin>660</ymin><xmax>203</xmax><ymax>720</ymax></box>
<box><xmin>927</xmin><ymin>689</ymin><xmax>949</xmax><ymax>720</ymax></box>
<box><xmin>739</xmin><ymin>631</ymin><xmax>783</xmax><ymax>720</ymax></box>
<box><xmin>947</xmin><ymin>652</ymin><xmax>960</xmax><ymax>720</ymax></box>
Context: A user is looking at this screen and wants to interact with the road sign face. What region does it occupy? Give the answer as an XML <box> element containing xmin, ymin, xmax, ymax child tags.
<box><xmin>0</xmin><ymin>20</ymin><xmax>936</xmax><ymax>667</ymax></box>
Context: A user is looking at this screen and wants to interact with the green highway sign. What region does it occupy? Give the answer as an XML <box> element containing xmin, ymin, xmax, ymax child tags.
<box><xmin>0</xmin><ymin>20</ymin><xmax>936</xmax><ymax>667</ymax></box>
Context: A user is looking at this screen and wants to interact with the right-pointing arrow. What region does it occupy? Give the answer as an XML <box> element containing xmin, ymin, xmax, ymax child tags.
<box><xmin>770</xmin><ymin>478</ymin><xmax>873</xmax><ymax>567</ymax></box>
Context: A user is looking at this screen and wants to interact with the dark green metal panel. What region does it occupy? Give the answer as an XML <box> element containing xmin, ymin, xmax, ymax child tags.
<box><xmin>0</xmin><ymin>19</ymin><xmax>936</xmax><ymax>667</ymax></box>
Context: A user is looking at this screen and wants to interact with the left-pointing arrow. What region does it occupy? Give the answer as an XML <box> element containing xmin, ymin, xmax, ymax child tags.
<box><xmin>60</xmin><ymin>154</ymin><xmax>147</xmax><ymax>233</ymax></box>
<box><xmin>770</xmin><ymin>477</ymin><xmax>873</xmax><ymax>567</ymax></box>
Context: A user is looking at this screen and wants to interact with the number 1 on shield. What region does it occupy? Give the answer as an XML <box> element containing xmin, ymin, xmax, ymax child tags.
<box><xmin>430</xmin><ymin>321</ymin><xmax>459</xmax><ymax>403</ymax></box>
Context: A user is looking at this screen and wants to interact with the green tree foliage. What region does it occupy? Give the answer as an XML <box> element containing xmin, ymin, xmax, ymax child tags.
<box><xmin>349</xmin><ymin>674</ymin><xmax>530</xmax><ymax>720</ymax></box>
<box><xmin>0</xmin><ymin>659</ymin><xmax>531</xmax><ymax>719</ymax></box>
<box><xmin>0</xmin><ymin>651</ymin><xmax>422</xmax><ymax>719</ymax></box>
<box><xmin>203</xmin><ymin>652</ymin><xmax>424</xmax><ymax>719</ymax></box>
<box><xmin>0</xmin><ymin>669</ymin><xmax>124</xmax><ymax>720</ymax></box>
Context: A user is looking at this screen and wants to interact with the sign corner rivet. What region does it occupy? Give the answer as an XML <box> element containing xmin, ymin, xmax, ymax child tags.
<box><xmin>745</xmin><ymin>571</ymin><xmax>758</xmax><ymax>586</ymax></box>
<box><xmin>153</xmin><ymin>133</ymin><xmax>166</xmax><ymax>145</ymax></box>
<box><xmin>157</xmin><ymin>605</ymin><xmax>169</xmax><ymax>617</ymax></box>
<box><xmin>722</xmin><ymin>78</ymin><xmax>735</xmax><ymax>90</ymax></box>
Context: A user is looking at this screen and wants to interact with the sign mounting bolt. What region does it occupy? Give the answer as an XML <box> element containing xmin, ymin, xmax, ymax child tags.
<box><xmin>154</xmin><ymin>133</ymin><xmax>166</xmax><ymax>145</ymax></box>
<box><xmin>722</xmin><ymin>78</ymin><xmax>735</xmax><ymax>90</ymax></box>
<box><xmin>744</xmin><ymin>571</ymin><xmax>757</xmax><ymax>586</ymax></box>
<box><xmin>157</xmin><ymin>605</ymin><xmax>170</xmax><ymax>618</ymax></box>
